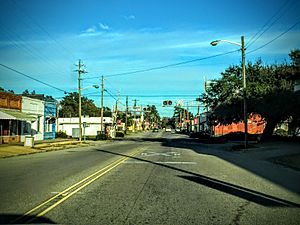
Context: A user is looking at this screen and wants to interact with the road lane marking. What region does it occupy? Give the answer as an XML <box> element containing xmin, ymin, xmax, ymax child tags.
<box><xmin>13</xmin><ymin>147</ymin><xmax>145</xmax><ymax>224</ymax></box>
<box><xmin>123</xmin><ymin>161</ymin><xmax>196</xmax><ymax>164</ymax></box>
<box><xmin>141</xmin><ymin>151</ymin><xmax>181</xmax><ymax>157</ymax></box>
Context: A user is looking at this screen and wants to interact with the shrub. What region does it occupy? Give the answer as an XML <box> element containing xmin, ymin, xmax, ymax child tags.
<box><xmin>96</xmin><ymin>133</ymin><xmax>107</xmax><ymax>140</ymax></box>
<box><xmin>274</xmin><ymin>129</ymin><xmax>288</xmax><ymax>136</ymax></box>
<box><xmin>116</xmin><ymin>131</ymin><xmax>125</xmax><ymax>138</ymax></box>
<box><xmin>56</xmin><ymin>131</ymin><xmax>68</xmax><ymax>138</ymax></box>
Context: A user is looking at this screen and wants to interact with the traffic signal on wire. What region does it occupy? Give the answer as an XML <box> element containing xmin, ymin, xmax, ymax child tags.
<box><xmin>163</xmin><ymin>100</ymin><xmax>172</xmax><ymax>106</ymax></box>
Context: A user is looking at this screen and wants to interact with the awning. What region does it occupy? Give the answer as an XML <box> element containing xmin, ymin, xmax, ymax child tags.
<box><xmin>0</xmin><ymin>108</ymin><xmax>36</xmax><ymax>121</ymax></box>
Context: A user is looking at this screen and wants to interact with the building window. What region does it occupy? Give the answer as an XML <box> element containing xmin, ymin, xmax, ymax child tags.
<box><xmin>45</xmin><ymin>117</ymin><xmax>55</xmax><ymax>132</ymax></box>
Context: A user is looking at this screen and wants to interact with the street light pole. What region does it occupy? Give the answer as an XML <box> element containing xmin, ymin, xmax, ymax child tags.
<box><xmin>210</xmin><ymin>36</ymin><xmax>248</xmax><ymax>148</ymax></box>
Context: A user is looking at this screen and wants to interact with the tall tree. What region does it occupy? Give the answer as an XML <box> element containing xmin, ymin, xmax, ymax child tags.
<box><xmin>202</xmin><ymin>50</ymin><xmax>300</xmax><ymax>141</ymax></box>
<box><xmin>143</xmin><ymin>105</ymin><xmax>161</xmax><ymax>126</ymax></box>
<box><xmin>59</xmin><ymin>92</ymin><xmax>111</xmax><ymax>117</ymax></box>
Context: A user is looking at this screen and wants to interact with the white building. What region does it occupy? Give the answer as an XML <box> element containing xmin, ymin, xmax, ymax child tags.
<box><xmin>57</xmin><ymin>117</ymin><xmax>112</xmax><ymax>137</ymax></box>
<box><xmin>21</xmin><ymin>96</ymin><xmax>45</xmax><ymax>141</ymax></box>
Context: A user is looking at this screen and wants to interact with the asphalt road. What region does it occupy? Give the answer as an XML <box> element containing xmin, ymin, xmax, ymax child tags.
<box><xmin>0</xmin><ymin>131</ymin><xmax>299</xmax><ymax>224</ymax></box>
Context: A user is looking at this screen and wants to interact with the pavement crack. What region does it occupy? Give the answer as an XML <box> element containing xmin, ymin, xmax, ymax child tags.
<box><xmin>231</xmin><ymin>201</ymin><xmax>250</xmax><ymax>225</ymax></box>
<box><xmin>123</xmin><ymin>163</ymin><xmax>157</xmax><ymax>223</ymax></box>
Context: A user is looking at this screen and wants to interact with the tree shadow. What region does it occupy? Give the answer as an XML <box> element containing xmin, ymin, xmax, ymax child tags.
<box><xmin>162</xmin><ymin>137</ymin><xmax>300</xmax><ymax>195</ymax></box>
<box><xmin>95</xmin><ymin>148</ymin><xmax>300</xmax><ymax>208</ymax></box>
<box><xmin>0</xmin><ymin>214</ymin><xmax>56</xmax><ymax>224</ymax></box>
<box><xmin>119</xmin><ymin>135</ymin><xmax>300</xmax><ymax>195</ymax></box>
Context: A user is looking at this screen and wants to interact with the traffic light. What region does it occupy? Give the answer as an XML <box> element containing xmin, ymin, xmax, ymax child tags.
<box><xmin>163</xmin><ymin>100</ymin><xmax>172</xmax><ymax>106</ymax></box>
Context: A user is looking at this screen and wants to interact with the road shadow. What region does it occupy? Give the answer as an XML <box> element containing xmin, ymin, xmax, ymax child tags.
<box><xmin>118</xmin><ymin>135</ymin><xmax>300</xmax><ymax>195</ymax></box>
<box><xmin>95</xmin><ymin>148</ymin><xmax>300</xmax><ymax>208</ymax></box>
<box><xmin>0</xmin><ymin>214</ymin><xmax>55</xmax><ymax>224</ymax></box>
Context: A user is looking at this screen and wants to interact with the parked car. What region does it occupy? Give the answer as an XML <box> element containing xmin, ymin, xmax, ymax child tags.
<box><xmin>152</xmin><ymin>128</ymin><xmax>159</xmax><ymax>132</ymax></box>
<box><xmin>189</xmin><ymin>131</ymin><xmax>211</xmax><ymax>139</ymax></box>
<box><xmin>165</xmin><ymin>127</ymin><xmax>172</xmax><ymax>132</ymax></box>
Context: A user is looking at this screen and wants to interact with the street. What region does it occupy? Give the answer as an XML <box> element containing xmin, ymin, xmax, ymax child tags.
<box><xmin>0</xmin><ymin>131</ymin><xmax>299</xmax><ymax>225</ymax></box>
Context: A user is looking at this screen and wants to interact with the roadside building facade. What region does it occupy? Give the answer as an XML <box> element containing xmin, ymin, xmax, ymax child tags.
<box><xmin>21</xmin><ymin>96</ymin><xmax>45</xmax><ymax>141</ymax></box>
<box><xmin>44</xmin><ymin>100</ymin><xmax>57</xmax><ymax>139</ymax></box>
<box><xmin>0</xmin><ymin>92</ymin><xmax>35</xmax><ymax>143</ymax></box>
<box><xmin>57</xmin><ymin>117</ymin><xmax>113</xmax><ymax>138</ymax></box>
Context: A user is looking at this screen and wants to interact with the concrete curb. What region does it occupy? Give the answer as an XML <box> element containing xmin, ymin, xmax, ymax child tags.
<box><xmin>0</xmin><ymin>140</ymin><xmax>104</xmax><ymax>159</ymax></box>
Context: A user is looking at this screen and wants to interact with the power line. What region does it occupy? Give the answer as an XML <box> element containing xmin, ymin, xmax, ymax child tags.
<box><xmin>0</xmin><ymin>22</ymin><xmax>71</xmax><ymax>77</ymax></box>
<box><xmin>105</xmin><ymin>79</ymin><xmax>119</xmax><ymax>94</ymax></box>
<box><xmin>83</xmin><ymin>50</ymin><xmax>239</xmax><ymax>80</ymax></box>
<box><xmin>0</xmin><ymin>63</ymin><xmax>69</xmax><ymax>93</ymax></box>
<box><xmin>85</xmin><ymin>94</ymin><xmax>200</xmax><ymax>98</ymax></box>
<box><xmin>247</xmin><ymin>20</ymin><xmax>300</xmax><ymax>55</ymax></box>
<box><xmin>11</xmin><ymin>0</ymin><xmax>77</xmax><ymax>60</ymax></box>
<box><xmin>246</xmin><ymin>0</ymin><xmax>293</xmax><ymax>48</ymax></box>
<box><xmin>106</xmin><ymin>50</ymin><xmax>239</xmax><ymax>78</ymax></box>
<box><xmin>105</xmin><ymin>88</ymin><xmax>125</xmax><ymax>106</ymax></box>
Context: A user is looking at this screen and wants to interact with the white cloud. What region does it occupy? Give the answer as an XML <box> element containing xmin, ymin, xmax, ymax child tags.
<box><xmin>99</xmin><ymin>23</ymin><xmax>110</xmax><ymax>30</ymax></box>
<box><xmin>85</xmin><ymin>26</ymin><xmax>97</xmax><ymax>33</ymax></box>
<box><xmin>124</xmin><ymin>15</ymin><xmax>135</xmax><ymax>20</ymax></box>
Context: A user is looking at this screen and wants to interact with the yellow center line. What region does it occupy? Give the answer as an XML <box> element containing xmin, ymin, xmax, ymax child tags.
<box><xmin>37</xmin><ymin>150</ymin><xmax>141</xmax><ymax>218</ymax></box>
<box><xmin>15</xmin><ymin>147</ymin><xmax>144</xmax><ymax>224</ymax></box>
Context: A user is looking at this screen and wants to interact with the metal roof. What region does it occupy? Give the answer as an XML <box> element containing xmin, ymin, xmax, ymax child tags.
<box><xmin>0</xmin><ymin>108</ymin><xmax>36</xmax><ymax>121</ymax></box>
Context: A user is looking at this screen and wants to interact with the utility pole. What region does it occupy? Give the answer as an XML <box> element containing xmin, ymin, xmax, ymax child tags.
<box><xmin>132</xmin><ymin>99</ymin><xmax>138</xmax><ymax>132</ymax></box>
<box><xmin>197</xmin><ymin>96</ymin><xmax>200</xmax><ymax>116</ymax></box>
<box><xmin>100</xmin><ymin>75</ymin><xmax>104</xmax><ymax>134</ymax></box>
<box><xmin>76</xmin><ymin>59</ymin><xmax>87</xmax><ymax>142</ymax></box>
<box><xmin>140</xmin><ymin>105</ymin><xmax>143</xmax><ymax>130</ymax></box>
<box><xmin>187</xmin><ymin>102</ymin><xmax>190</xmax><ymax>132</ymax></box>
<box><xmin>125</xmin><ymin>96</ymin><xmax>128</xmax><ymax>134</ymax></box>
<box><xmin>241</xmin><ymin>36</ymin><xmax>248</xmax><ymax>149</ymax></box>
<box><xmin>115</xmin><ymin>91</ymin><xmax>120</xmax><ymax>114</ymax></box>
<box><xmin>179</xmin><ymin>110</ymin><xmax>182</xmax><ymax>129</ymax></box>
<box><xmin>111</xmin><ymin>105</ymin><xmax>115</xmax><ymax>138</ymax></box>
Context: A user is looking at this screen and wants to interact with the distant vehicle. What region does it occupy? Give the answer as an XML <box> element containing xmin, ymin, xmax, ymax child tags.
<box><xmin>189</xmin><ymin>131</ymin><xmax>211</xmax><ymax>139</ymax></box>
<box><xmin>175</xmin><ymin>128</ymin><xmax>181</xmax><ymax>133</ymax></box>
<box><xmin>165</xmin><ymin>127</ymin><xmax>172</xmax><ymax>132</ymax></box>
<box><xmin>152</xmin><ymin>128</ymin><xmax>159</xmax><ymax>132</ymax></box>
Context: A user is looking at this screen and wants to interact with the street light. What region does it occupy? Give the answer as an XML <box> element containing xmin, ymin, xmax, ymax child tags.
<box><xmin>210</xmin><ymin>36</ymin><xmax>248</xmax><ymax>148</ymax></box>
<box><xmin>78</xmin><ymin>85</ymin><xmax>99</xmax><ymax>141</ymax></box>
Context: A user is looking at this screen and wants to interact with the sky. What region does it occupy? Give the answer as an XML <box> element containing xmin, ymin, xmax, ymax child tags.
<box><xmin>0</xmin><ymin>0</ymin><xmax>299</xmax><ymax>117</ymax></box>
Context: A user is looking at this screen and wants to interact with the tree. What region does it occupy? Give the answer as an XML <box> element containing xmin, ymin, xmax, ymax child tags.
<box><xmin>59</xmin><ymin>92</ymin><xmax>111</xmax><ymax>117</ymax></box>
<box><xmin>0</xmin><ymin>87</ymin><xmax>14</xmax><ymax>94</ymax></box>
<box><xmin>22</xmin><ymin>89</ymin><xmax>30</xmax><ymax>95</ymax></box>
<box><xmin>202</xmin><ymin>50</ymin><xmax>300</xmax><ymax>141</ymax></box>
<box><xmin>173</xmin><ymin>106</ymin><xmax>193</xmax><ymax>125</ymax></box>
<box><xmin>143</xmin><ymin>105</ymin><xmax>161</xmax><ymax>126</ymax></box>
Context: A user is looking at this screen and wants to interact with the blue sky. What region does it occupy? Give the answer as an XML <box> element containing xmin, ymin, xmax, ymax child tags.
<box><xmin>0</xmin><ymin>0</ymin><xmax>299</xmax><ymax>117</ymax></box>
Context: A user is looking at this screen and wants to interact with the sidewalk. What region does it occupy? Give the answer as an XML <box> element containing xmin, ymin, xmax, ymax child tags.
<box><xmin>243</xmin><ymin>142</ymin><xmax>300</xmax><ymax>171</ymax></box>
<box><xmin>0</xmin><ymin>131</ymin><xmax>151</xmax><ymax>158</ymax></box>
<box><xmin>0</xmin><ymin>138</ymin><xmax>96</xmax><ymax>158</ymax></box>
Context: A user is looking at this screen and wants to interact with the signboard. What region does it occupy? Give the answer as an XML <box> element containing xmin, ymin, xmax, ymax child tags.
<box><xmin>83</xmin><ymin>122</ymin><xmax>90</xmax><ymax>128</ymax></box>
<box><xmin>194</xmin><ymin>118</ymin><xmax>198</xmax><ymax>125</ymax></box>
